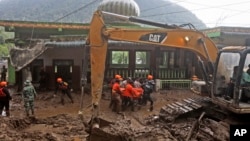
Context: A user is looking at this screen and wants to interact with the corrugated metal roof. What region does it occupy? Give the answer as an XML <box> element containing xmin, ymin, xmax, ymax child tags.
<box><xmin>45</xmin><ymin>41</ymin><xmax>86</xmax><ymax>48</ymax></box>
<box><xmin>44</xmin><ymin>40</ymin><xmax>156</xmax><ymax>47</ymax></box>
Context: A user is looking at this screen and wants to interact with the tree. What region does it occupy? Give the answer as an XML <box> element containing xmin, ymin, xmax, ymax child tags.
<box><xmin>0</xmin><ymin>27</ymin><xmax>14</xmax><ymax>58</ymax></box>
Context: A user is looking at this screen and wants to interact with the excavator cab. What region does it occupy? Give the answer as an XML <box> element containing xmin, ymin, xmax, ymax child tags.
<box><xmin>212</xmin><ymin>46</ymin><xmax>250</xmax><ymax>114</ymax></box>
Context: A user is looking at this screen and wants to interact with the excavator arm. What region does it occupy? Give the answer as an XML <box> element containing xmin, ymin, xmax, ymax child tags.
<box><xmin>86</xmin><ymin>10</ymin><xmax>218</xmax><ymax>126</ymax></box>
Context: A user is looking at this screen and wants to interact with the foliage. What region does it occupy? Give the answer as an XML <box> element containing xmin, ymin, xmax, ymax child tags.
<box><xmin>0</xmin><ymin>44</ymin><xmax>10</xmax><ymax>58</ymax></box>
<box><xmin>0</xmin><ymin>27</ymin><xmax>14</xmax><ymax>58</ymax></box>
<box><xmin>111</xmin><ymin>51</ymin><xmax>129</xmax><ymax>64</ymax></box>
<box><xmin>136</xmin><ymin>51</ymin><xmax>147</xmax><ymax>64</ymax></box>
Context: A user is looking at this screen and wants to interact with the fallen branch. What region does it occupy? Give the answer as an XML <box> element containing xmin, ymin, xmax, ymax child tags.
<box><xmin>185</xmin><ymin>112</ymin><xmax>205</xmax><ymax>141</ymax></box>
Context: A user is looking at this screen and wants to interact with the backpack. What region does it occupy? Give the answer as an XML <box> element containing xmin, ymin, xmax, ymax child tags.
<box><xmin>0</xmin><ymin>88</ymin><xmax>6</xmax><ymax>97</ymax></box>
<box><xmin>143</xmin><ymin>82</ymin><xmax>153</xmax><ymax>94</ymax></box>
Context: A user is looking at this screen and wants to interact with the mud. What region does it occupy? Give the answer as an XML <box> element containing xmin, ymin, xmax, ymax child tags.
<box><xmin>0</xmin><ymin>88</ymin><xmax>230</xmax><ymax>141</ymax></box>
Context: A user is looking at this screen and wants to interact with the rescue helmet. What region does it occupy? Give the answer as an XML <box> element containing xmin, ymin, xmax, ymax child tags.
<box><xmin>0</xmin><ymin>81</ymin><xmax>7</xmax><ymax>87</ymax></box>
<box><xmin>191</xmin><ymin>75</ymin><xmax>198</xmax><ymax>81</ymax></box>
<box><xmin>24</xmin><ymin>80</ymin><xmax>31</xmax><ymax>86</ymax></box>
<box><xmin>115</xmin><ymin>74</ymin><xmax>121</xmax><ymax>79</ymax></box>
<box><xmin>147</xmin><ymin>75</ymin><xmax>153</xmax><ymax>80</ymax></box>
<box><xmin>57</xmin><ymin>77</ymin><xmax>63</xmax><ymax>83</ymax></box>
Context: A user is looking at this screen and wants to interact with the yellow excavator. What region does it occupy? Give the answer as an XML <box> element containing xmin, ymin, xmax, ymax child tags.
<box><xmin>85</xmin><ymin>10</ymin><xmax>250</xmax><ymax>129</ymax></box>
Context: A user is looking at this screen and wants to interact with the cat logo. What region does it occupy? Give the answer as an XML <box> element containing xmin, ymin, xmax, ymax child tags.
<box><xmin>139</xmin><ymin>33</ymin><xmax>167</xmax><ymax>43</ymax></box>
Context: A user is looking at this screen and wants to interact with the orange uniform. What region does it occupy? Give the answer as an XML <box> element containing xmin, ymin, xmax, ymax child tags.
<box><xmin>112</xmin><ymin>82</ymin><xmax>121</xmax><ymax>95</ymax></box>
<box><xmin>132</xmin><ymin>87</ymin><xmax>143</xmax><ymax>99</ymax></box>
<box><xmin>123</xmin><ymin>83</ymin><xmax>133</xmax><ymax>98</ymax></box>
<box><xmin>111</xmin><ymin>82</ymin><xmax>122</xmax><ymax>113</ymax></box>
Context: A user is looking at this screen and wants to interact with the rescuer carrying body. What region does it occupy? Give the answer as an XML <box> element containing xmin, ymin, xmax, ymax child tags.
<box><xmin>0</xmin><ymin>81</ymin><xmax>12</xmax><ymax>117</ymax></box>
<box><xmin>141</xmin><ymin>75</ymin><xmax>155</xmax><ymax>111</ymax></box>
<box><xmin>111</xmin><ymin>76</ymin><xmax>122</xmax><ymax>114</ymax></box>
<box><xmin>55</xmin><ymin>77</ymin><xmax>74</xmax><ymax>105</ymax></box>
<box><xmin>122</xmin><ymin>77</ymin><xmax>134</xmax><ymax>111</ymax></box>
<box><xmin>109</xmin><ymin>74</ymin><xmax>121</xmax><ymax>108</ymax></box>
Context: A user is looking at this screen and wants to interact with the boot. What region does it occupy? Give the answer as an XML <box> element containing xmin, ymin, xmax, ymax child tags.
<box><xmin>26</xmin><ymin>110</ymin><xmax>30</xmax><ymax>117</ymax></box>
<box><xmin>5</xmin><ymin>110</ymin><xmax>10</xmax><ymax>117</ymax></box>
<box><xmin>31</xmin><ymin>109</ymin><xmax>35</xmax><ymax>115</ymax></box>
<box><xmin>131</xmin><ymin>102</ymin><xmax>135</xmax><ymax>112</ymax></box>
<box><xmin>121</xmin><ymin>104</ymin><xmax>126</xmax><ymax>111</ymax></box>
<box><xmin>149</xmin><ymin>106</ymin><xmax>153</xmax><ymax>112</ymax></box>
<box><xmin>109</xmin><ymin>101</ymin><xmax>113</xmax><ymax>108</ymax></box>
<box><xmin>61</xmin><ymin>99</ymin><xmax>65</xmax><ymax>105</ymax></box>
<box><xmin>131</xmin><ymin>106</ymin><xmax>135</xmax><ymax>112</ymax></box>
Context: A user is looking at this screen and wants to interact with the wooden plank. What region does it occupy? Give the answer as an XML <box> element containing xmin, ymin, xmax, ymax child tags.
<box><xmin>175</xmin><ymin>102</ymin><xmax>184</xmax><ymax>106</ymax></box>
<box><xmin>171</xmin><ymin>103</ymin><xmax>181</xmax><ymax>108</ymax></box>
<box><xmin>175</xmin><ymin>102</ymin><xmax>193</xmax><ymax>111</ymax></box>
<box><xmin>171</xmin><ymin>103</ymin><xmax>188</xmax><ymax>113</ymax></box>
<box><xmin>161</xmin><ymin>106</ymin><xmax>174</xmax><ymax>114</ymax></box>
<box><xmin>183</xmin><ymin>99</ymin><xmax>201</xmax><ymax>109</ymax></box>
<box><xmin>167</xmin><ymin>104</ymin><xmax>176</xmax><ymax>109</ymax></box>
<box><xmin>187</xmin><ymin>98</ymin><xmax>202</xmax><ymax>108</ymax></box>
<box><xmin>183</xmin><ymin>105</ymin><xmax>193</xmax><ymax>111</ymax></box>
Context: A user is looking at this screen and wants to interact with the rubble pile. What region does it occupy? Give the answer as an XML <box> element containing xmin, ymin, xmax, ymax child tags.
<box><xmin>89</xmin><ymin>118</ymin><xmax>177</xmax><ymax>141</ymax></box>
<box><xmin>0</xmin><ymin>114</ymin><xmax>88</xmax><ymax>141</ymax></box>
<box><xmin>144</xmin><ymin>112</ymin><xmax>230</xmax><ymax>141</ymax></box>
<box><xmin>0</xmin><ymin>89</ymin><xmax>230</xmax><ymax>141</ymax></box>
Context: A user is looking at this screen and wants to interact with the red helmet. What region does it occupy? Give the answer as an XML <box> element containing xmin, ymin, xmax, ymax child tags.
<box><xmin>147</xmin><ymin>75</ymin><xmax>153</xmax><ymax>80</ymax></box>
<box><xmin>57</xmin><ymin>78</ymin><xmax>62</xmax><ymax>83</ymax></box>
<box><xmin>0</xmin><ymin>81</ymin><xmax>7</xmax><ymax>87</ymax></box>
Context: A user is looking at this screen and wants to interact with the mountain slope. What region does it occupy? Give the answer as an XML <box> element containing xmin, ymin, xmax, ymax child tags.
<box><xmin>0</xmin><ymin>0</ymin><xmax>206</xmax><ymax>29</ymax></box>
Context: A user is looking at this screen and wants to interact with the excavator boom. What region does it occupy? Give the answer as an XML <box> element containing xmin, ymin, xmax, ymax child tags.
<box><xmin>86</xmin><ymin>10</ymin><xmax>218</xmax><ymax>121</ymax></box>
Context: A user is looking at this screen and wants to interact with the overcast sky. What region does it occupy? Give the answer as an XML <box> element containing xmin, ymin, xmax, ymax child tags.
<box><xmin>169</xmin><ymin>0</ymin><xmax>250</xmax><ymax>28</ymax></box>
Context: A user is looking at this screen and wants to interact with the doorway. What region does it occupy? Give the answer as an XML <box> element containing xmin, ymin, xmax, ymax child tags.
<box><xmin>54</xmin><ymin>60</ymin><xmax>73</xmax><ymax>85</ymax></box>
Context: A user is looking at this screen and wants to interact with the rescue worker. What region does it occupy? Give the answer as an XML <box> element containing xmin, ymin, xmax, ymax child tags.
<box><xmin>122</xmin><ymin>78</ymin><xmax>134</xmax><ymax>111</ymax></box>
<box><xmin>0</xmin><ymin>81</ymin><xmax>12</xmax><ymax>116</ymax></box>
<box><xmin>111</xmin><ymin>77</ymin><xmax>122</xmax><ymax>114</ymax></box>
<box><xmin>1</xmin><ymin>65</ymin><xmax>7</xmax><ymax>81</ymax></box>
<box><xmin>109</xmin><ymin>74</ymin><xmax>121</xmax><ymax>108</ymax></box>
<box><xmin>132</xmin><ymin>78</ymin><xmax>144</xmax><ymax>108</ymax></box>
<box><xmin>22</xmin><ymin>80</ymin><xmax>37</xmax><ymax>117</ymax></box>
<box><xmin>55</xmin><ymin>77</ymin><xmax>74</xmax><ymax>105</ymax></box>
<box><xmin>134</xmin><ymin>77</ymin><xmax>142</xmax><ymax>88</ymax></box>
<box><xmin>141</xmin><ymin>75</ymin><xmax>155</xmax><ymax>111</ymax></box>
<box><xmin>224</xmin><ymin>66</ymin><xmax>238</xmax><ymax>100</ymax></box>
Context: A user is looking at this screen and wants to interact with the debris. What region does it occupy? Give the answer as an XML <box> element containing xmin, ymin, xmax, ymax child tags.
<box><xmin>186</xmin><ymin>112</ymin><xmax>205</xmax><ymax>141</ymax></box>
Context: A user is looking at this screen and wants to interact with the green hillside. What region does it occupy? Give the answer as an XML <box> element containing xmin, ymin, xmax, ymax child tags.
<box><xmin>0</xmin><ymin>0</ymin><xmax>206</xmax><ymax>29</ymax></box>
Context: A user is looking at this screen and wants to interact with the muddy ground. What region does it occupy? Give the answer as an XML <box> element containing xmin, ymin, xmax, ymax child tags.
<box><xmin>0</xmin><ymin>88</ymin><xmax>230</xmax><ymax>141</ymax></box>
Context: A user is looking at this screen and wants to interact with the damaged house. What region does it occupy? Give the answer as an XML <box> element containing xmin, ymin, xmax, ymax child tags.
<box><xmin>2</xmin><ymin>21</ymin><xmax>89</xmax><ymax>91</ymax></box>
<box><xmin>2</xmin><ymin>20</ymin><xmax>250</xmax><ymax>92</ymax></box>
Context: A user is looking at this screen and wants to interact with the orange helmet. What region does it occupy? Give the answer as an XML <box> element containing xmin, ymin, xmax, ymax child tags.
<box><xmin>0</xmin><ymin>81</ymin><xmax>7</xmax><ymax>87</ymax></box>
<box><xmin>192</xmin><ymin>75</ymin><xmax>198</xmax><ymax>81</ymax></box>
<box><xmin>57</xmin><ymin>78</ymin><xmax>62</xmax><ymax>83</ymax></box>
<box><xmin>115</xmin><ymin>74</ymin><xmax>121</xmax><ymax>79</ymax></box>
<box><xmin>147</xmin><ymin>75</ymin><xmax>153</xmax><ymax>80</ymax></box>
